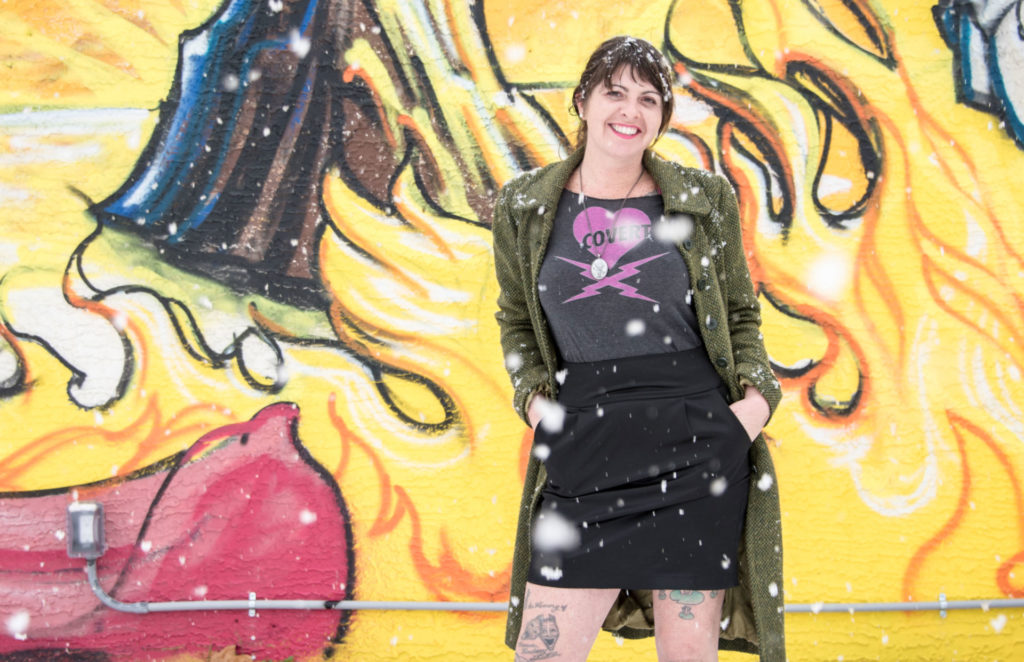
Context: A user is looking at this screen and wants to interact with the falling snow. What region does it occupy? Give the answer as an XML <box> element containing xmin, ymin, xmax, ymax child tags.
<box><xmin>533</xmin><ymin>509</ymin><xmax>580</xmax><ymax>552</ymax></box>
<box><xmin>539</xmin><ymin>565</ymin><xmax>563</xmax><ymax>581</ymax></box>
<box><xmin>654</xmin><ymin>215</ymin><xmax>694</xmax><ymax>244</ymax></box>
<box><xmin>537</xmin><ymin>398</ymin><xmax>566</xmax><ymax>433</ymax></box>
<box><xmin>288</xmin><ymin>29</ymin><xmax>311</xmax><ymax>58</ymax></box>
<box><xmin>5</xmin><ymin>610</ymin><xmax>29</xmax><ymax>640</ymax></box>
<box><xmin>505</xmin><ymin>351</ymin><xmax>523</xmax><ymax>371</ymax></box>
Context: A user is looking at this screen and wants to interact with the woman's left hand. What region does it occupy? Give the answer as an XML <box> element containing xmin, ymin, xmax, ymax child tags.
<box><xmin>728</xmin><ymin>386</ymin><xmax>771</xmax><ymax>441</ymax></box>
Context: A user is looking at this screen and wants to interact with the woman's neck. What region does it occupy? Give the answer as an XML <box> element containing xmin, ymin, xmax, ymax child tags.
<box><xmin>569</xmin><ymin>155</ymin><xmax>650</xmax><ymax>198</ymax></box>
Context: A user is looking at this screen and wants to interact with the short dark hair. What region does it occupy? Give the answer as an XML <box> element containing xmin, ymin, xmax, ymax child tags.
<box><xmin>570</xmin><ymin>36</ymin><xmax>675</xmax><ymax>148</ymax></box>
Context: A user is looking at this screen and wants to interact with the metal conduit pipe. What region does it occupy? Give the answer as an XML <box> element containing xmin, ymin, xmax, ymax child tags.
<box><xmin>86</xmin><ymin>562</ymin><xmax>1024</xmax><ymax>615</ymax></box>
<box><xmin>784</xmin><ymin>598</ymin><xmax>1024</xmax><ymax>613</ymax></box>
<box><xmin>84</xmin><ymin>561</ymin><xmax>508</xmax><ymax>613</ymax></box>
<box><xmin>74</xmin><ymin>504</ymin><xmax>1024</xmax><ymax>616</ymax></box>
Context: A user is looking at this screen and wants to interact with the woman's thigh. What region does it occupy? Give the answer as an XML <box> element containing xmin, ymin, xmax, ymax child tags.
<box><xmin>514</xmin><ymin>582</ymin><xmax>620</xmax><ymax>662</ymax></box>
<box><xmin>652</xmin><ymin>589</ymin><xmax>724</xmax><ymax>662</ymax></box>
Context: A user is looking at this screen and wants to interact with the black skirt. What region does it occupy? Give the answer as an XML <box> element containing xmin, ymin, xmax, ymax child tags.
<box><xmin>528</xmin><ymin>348</ymin><xmax>751</xmax><ymax>590</ymax></box>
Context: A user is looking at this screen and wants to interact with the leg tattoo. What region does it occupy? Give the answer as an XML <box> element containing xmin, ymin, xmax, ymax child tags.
<box><xmin>657</xmin><ymin>589</ymin><xmax>709</xmax><ymax>620</ymax></box>
<box><xmin>516</xmin><ymin>612</ymin><xmax>562</xmax><ymax>660</ymax></box>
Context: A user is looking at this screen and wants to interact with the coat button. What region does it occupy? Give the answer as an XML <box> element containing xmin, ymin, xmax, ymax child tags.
<box><xmin>706</xmin><ymin>317</ymin><xmax>718</xmax><ymax>330</ymax></box>
<box><xmin>716</xmin><ymin>356</ymin><xmax>729</xmax><ymax>368</ymax></box>
<box><xmin>682</xmin><ymin>239</ymin><xmax>692</xmax><ymax>250</ymax></box>
<box><xmin>696</xmin><ymin>278</ymin><xmax>709</xmax><ymax>290</ymax></box>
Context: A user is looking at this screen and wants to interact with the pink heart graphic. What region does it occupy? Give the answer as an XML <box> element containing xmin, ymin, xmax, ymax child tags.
<box><xmin>573</xmin><ymin>206</ymin><xmax>651</xmax><ymax>270</ymax></box>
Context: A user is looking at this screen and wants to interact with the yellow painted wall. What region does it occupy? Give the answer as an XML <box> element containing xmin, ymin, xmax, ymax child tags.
<box><xmin>1</xmin><ymin>0</ymin><xmax>1023</xmax><ymax>660</ymax></box>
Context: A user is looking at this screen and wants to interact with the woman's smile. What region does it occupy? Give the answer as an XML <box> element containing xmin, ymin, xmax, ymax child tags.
<box><xmin>609</xmin><ymin>123</ymin><xmax>641</xmax><ymax>137</ymax></box>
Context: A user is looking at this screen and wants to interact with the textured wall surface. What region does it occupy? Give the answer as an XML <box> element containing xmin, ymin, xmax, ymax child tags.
<box><xmin>1</xmin><ymin>0</ymin><xmax>1023</xmax><ymax>660</ymax></box>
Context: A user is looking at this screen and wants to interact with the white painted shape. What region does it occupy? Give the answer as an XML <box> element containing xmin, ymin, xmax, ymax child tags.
<box><xmin>6</xmin><ymin>288</ymin><xmax>128</xmax><ymax>408</ymax></box>
<box><xmin>817</xmin><ymin>174</ymin><xmax>852</xmax><ymax>198</ymax></box>
<box><xmin>736</xmin><ymin>147</ymin><xmax>783</xmax><ymax>239</ymax></box>
<box><xmin>973</xmin><ymin>0</ymin><xmax>1017</xmax><ymax>33</ymax></box>
<box><xmin>360</xmin><ymin>279</ymin><xmax>474</xmax><ymax>331</ymax></box>
<box><xmin>239</xmin><ymin>333</ymin><xmax>283</xmax><ymax>385</ymax></box>
<box><xmin>0</xmin><ymin>184</ymin><xmax>34</xmax><ymax>206</ymax></box>
<box><xmin>964</xmin><ymin>209</ymin><xmax>987</xmax><ymax>258</ymax></box>
<box><xmin>779</xmin><ymin>93</ymin><xmax>810</xmax><ymax>169</ymax></box>
<box><xmin>966</xmin><ymin>17</ymin><xmax>993</xmax><ymax>98</ymax></box>
<box><xmin>993</xmin><ymin>8</ymin><xmax>1024</xmax><ymax>120</ymax></box>
<box><xmin>0</xmin><ymin>341</ymin><xmax>20</xmax><ymax>389</ymax></box>
<box><xmin>673</xmin><ymin>95</ymin><xmax>712</xmax><ymax>123</ymax></box>
<box><xmin>0</xmin><ymin>138</ymin><xmax>101</xmax><ymax>166</ymax></box>
<box><xmin>972</xmin><ymin>345</ymin><xmax>1024</xmax><ymax>443</ymax></box>
<box><xmin>0</xmin><ymin>108</ymin><xmax>150</xmax><ymax>134</ymax></box>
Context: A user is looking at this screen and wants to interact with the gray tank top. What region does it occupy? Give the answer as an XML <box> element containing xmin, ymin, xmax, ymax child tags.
<box><xmin>538</xmin><ymin>189</ymin><xmax>703</xmax><ymax>363</ymax></box>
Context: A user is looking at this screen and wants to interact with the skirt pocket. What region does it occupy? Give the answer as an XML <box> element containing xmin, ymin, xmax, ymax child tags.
<box><xmin>540</xmin><ymin>397</ymin><xmax>694</xmax><ymax>497</ymax></box>
<box><xmin>680</xmin><ymin>386</ymin><xmax>753</xmax><ymax>478</ymax></box>
<box><xmin>715</xmin><ymin>386</ymin><xmax>753</xmax><ymax>443</ymax></box>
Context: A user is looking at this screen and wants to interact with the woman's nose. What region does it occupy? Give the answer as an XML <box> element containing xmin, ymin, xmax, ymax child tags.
<box><xmin>620</xmin><ymin>99</ymin><xmax>642</xmax><ymax>117</ymax></box>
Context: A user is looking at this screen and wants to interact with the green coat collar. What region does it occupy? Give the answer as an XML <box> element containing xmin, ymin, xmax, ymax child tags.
<box><xmin>515</xmin><ymin>147</ymin><xmax>714</xmax><ymax>221</ymax></box>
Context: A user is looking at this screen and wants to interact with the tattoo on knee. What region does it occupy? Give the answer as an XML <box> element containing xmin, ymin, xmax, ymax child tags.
<box><xmin>516</xmin><ymin>612</ymin><xmax>562</xmax><ymax>660</ymax></box>
<box><xmin>657</xmin><ymin>589</ymin><xmax>718</xmax><ymax>620</ymax></box>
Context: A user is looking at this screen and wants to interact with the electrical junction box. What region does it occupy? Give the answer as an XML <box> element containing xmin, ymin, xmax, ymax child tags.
<box><xmin>67</xmin><ymin>501</ymin><xmax>106</xmax><ymax>560</ymax></box>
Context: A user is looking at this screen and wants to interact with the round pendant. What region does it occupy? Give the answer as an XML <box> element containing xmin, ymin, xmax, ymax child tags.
<box><xmin>590</xmin><ymin>257</ymin><xmax>608</xmax><ymax>279</ymax></box>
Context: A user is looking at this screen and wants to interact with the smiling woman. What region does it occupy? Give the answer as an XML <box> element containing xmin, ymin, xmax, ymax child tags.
<box><xmin>492</xmin><ymin>35</ymin><xmax>785</xmax><ymax>661</ymax></box>
<box><xmin>569</xmin><ymin>37</ymin><xmax>675</xmax><ymax>156</ymax></box>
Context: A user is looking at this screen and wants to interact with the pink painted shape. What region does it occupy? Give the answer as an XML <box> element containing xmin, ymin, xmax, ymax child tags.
<box><xmin>572</xmin><ymin>206</ymin><xmax>650</xmax><ymax>269</ymax></box>
<box><xmin>0</xmin><ymin>402</ymin><xmax>352</xmax><ymax>660</ymax></box>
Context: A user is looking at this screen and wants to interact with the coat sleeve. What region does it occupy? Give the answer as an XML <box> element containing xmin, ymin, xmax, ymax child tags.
<box><xmin>492</xmin><ymin>184</ymin><xmax>551</xmax><ymax>425</ymax></box>
<box><xmin>714</xmin><ymin>175</ymin><xmax>782</xmax><ymax>422</ymax></box>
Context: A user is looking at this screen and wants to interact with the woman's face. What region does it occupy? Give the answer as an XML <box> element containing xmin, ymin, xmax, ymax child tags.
<box><xmin>578</xmin><ymin>66</ymin><xmax>664</xmax><ymax>166</ymax></box>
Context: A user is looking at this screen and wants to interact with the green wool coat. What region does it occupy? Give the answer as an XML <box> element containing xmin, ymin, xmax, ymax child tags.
<box><xmin>492</xmin><ymin>147</ymin><xmax>785</xmax><ymax>660</ymax></box>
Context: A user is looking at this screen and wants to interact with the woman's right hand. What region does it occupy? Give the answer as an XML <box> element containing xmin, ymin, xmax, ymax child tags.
<box><xmin>527</xmin><ymin>393</ymin><xmax>546</xmax><ymax>429</ymax></box>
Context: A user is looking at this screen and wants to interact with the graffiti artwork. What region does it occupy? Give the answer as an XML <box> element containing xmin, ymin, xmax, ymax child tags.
<box><xmin>1</xmin><ymin>0</ymin><xmax>1023</xmax><ymax>660</ymax></box>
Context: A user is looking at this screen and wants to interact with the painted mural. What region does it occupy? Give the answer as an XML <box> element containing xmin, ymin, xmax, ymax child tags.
<box><xmin>1</xmin><ymin>0</ymin><xmax>1023</xmax><ymax>660</ymax></box>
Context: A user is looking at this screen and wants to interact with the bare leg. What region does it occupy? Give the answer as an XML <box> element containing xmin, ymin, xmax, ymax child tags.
<box><xmin>513</xmin><ymin>582</ymin><xmax>620</xmax><ymax>662</ymax></box>
<box><xmin>652</xmin><ymin>589</ymin><xmax>725</xmax><ymax>662</ymax></box>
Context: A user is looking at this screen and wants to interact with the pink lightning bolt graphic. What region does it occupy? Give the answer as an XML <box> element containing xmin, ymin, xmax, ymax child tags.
<box><xmin>556</xmin><ymin>253</ymin><xmax>669</xmax><ymax>303</ymax></box>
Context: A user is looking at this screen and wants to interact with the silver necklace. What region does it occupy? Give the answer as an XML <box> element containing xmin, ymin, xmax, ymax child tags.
<box><xmin>578</xmin><ymin>166</ymin><xmax>646</xmax><ymax>279</ymax></box>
